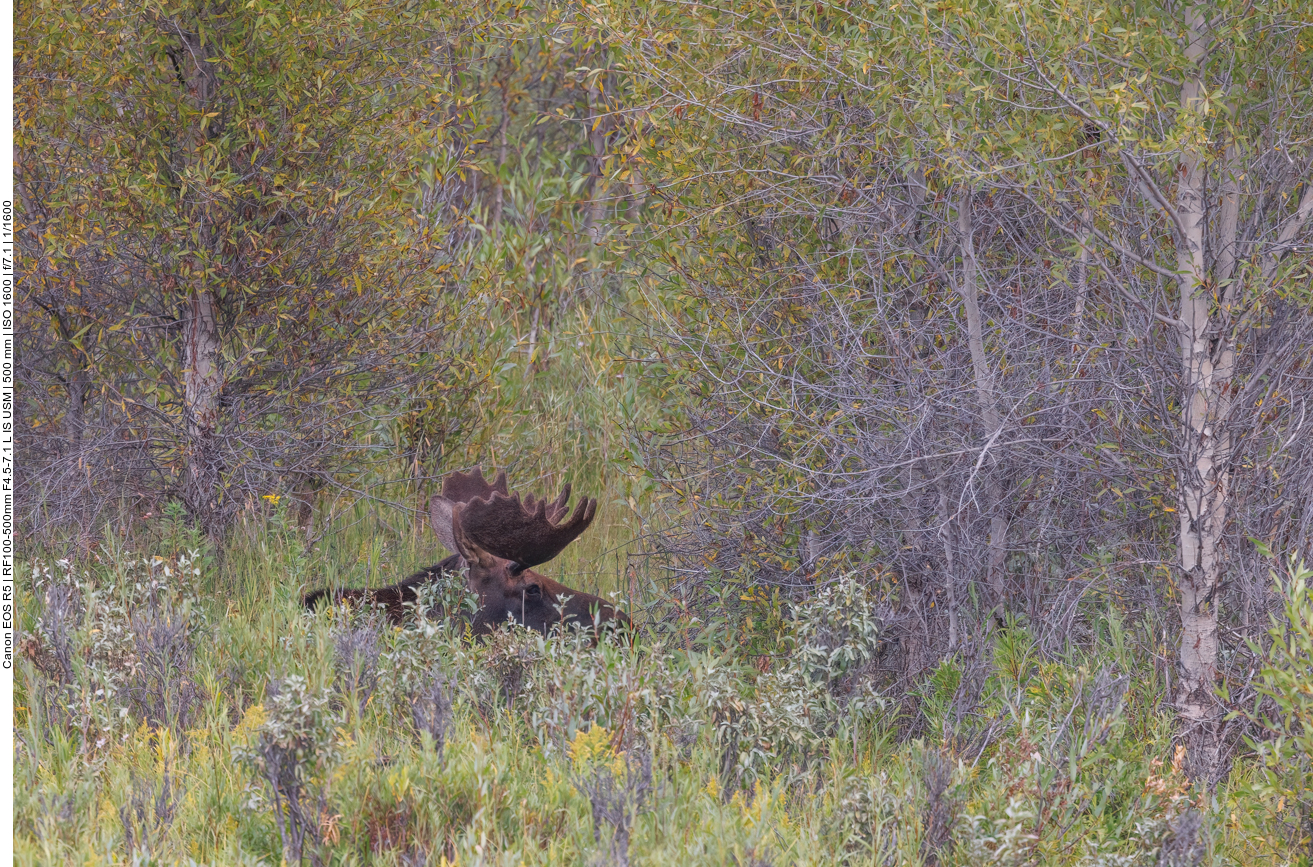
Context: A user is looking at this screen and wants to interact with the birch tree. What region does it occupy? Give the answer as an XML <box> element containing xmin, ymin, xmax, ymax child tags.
<box><xmin>923</xmin><ymin>0</ymin><xmax>1313</xmax><ymax>776</ymax></box>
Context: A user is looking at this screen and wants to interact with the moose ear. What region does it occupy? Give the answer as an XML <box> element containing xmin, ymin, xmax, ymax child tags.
<box><xmin>428</xmin><ymin>495</ymin><xmax>462</xmax><ymax>557</ymax></box>
<box><xmin>450</xmin><ymin>504</ymin><xmax>499</xmax><ymax>569</ymax></box>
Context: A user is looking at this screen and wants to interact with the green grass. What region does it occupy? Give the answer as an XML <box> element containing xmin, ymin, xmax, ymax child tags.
<box><xmin>13</xmin><ymin>535</ymin><xmax>1305</xmax><ymax>866</ymax></box>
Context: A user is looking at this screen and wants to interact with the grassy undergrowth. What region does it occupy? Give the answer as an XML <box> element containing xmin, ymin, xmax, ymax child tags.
<box><xmin>14</xmin><ymin>528</ymin><xmax>1308</xmax><ymax>866</ymax></box>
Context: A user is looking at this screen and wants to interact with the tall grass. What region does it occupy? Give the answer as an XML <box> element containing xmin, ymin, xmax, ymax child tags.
<box><xmin>14</xmin><ymin>534</ymin><xmax>1307</xmax><ymax>865</ymax></box>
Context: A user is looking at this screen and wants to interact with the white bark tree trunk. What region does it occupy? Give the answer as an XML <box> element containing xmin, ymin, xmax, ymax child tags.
<box><xmin>1165</xmin><ymin>9</ymin><xmax>1313</xmax><ymax>778</ymax></box>
<box><xmin>1172</xmin><ymin>4</ymin><xmax>1228</xmax><ymax>774</ymax></box>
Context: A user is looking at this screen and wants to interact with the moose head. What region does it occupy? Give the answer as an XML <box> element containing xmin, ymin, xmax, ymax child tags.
<box><xmin>304</xmin><ymin>468</ymin><xmax>630</xmax><ymax>639</ymax></box>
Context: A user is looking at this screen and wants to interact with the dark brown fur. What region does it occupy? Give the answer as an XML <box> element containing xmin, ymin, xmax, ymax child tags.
<box><xmin>302</xmin><ymin>555</ymin><xmax>629</xmax><ymax>639</ymax></box>
<box><xmin>303</xmin><ymin>469</ymin><xmax>630</xmax><ymax>640</ymax></box>
<box><xmin>302</xmin><ymin>556</ymin><xmax>463</xmax><ymax>624</ymax></box>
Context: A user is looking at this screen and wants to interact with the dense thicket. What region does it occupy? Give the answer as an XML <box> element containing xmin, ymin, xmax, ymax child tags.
<box><xmin>15</xmin><ymin>0</ymin><xmax>481</xmax><ymax>540</ymax></box>
<box><xmin>15</xmin><ymin>0</ymin><xmax>645</xmax><ymax>542</ymax></box>
<box><xmin>600</xmin><ymin>0</ymin><xmax>1313</xmax><ymax>782</ymax></box>
<box><xmin>16</xmin><ymin>0</ymin><xmax>1313</xmax><ymax>806</ymax></box>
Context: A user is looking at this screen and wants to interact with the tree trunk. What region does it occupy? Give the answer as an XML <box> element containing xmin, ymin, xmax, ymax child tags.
<box><xmin>1171</xmin><ymin>3</ymin><xmax>1228</xmax><ymax>778</ymax></box>
<box><xmin>937</xmin><ymin>481</ymin><xmax>960</xmax><ymax>651</ymax></box>
<box><xmin>898</xmin><ymin>459</ymin><xmax>934</xmax><ymax>682</ymax></box>
<box><xmin>175</xmin><ymin>22</ymin><xmax>227</xmax><ymax>540</ymax></box>
<box><xmin>956</xmin><ymin>189</ymin><xmax>1009</xmax><ymax>611</ymax></box>
<box><xmin>184</xmin><ymin>289</ymin><xmax>224</xmax><ymax>538</ymax></box>
<box><xmin>293</xmin><ymin>472</ymin><xmax>321</xmax><ymax>537</ymax></box>
<box><xmin>65</xmin><ymin>365</ymin><xmax>88</xmax><ymax>457</ymax></box>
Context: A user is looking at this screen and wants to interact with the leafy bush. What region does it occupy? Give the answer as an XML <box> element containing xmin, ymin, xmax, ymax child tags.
<box><xmin>570</xmin><ymin>725</ymin><xmax>655</xmax><ymax>867</ymax></box>
<box><xmin>21</xmin><ymin>555</ymin><xmax>208</xmax><ymax>751</ymax></box>
<box><xmin>697</xmin><ymin>573</ymin><xmax>888</xmax><ymax>793</ymax></box>
<box><xmin>235</xmin><ymin>675</ymin><xmax>340</xmax><ymax>867</ymax></box>
<box><xmin>1245</xmin><ymin>558</ymin><xmax>1313</xmax><ymax>858</ymax></box>
<box><xmin>332</xmin><ymin>616</ymin><xmax>382</xmax><ymax>719</ymax></box>
<box><xmin>409</xmin><ymin>668</ymin><xmax>453</xmax><ymax>757</ymax></box>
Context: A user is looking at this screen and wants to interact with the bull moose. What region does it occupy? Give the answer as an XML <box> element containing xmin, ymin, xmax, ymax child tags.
<box><xmin>304</xmin><ymin>468</ymin><xmax>630</xmax><ymax>638</ymax></box>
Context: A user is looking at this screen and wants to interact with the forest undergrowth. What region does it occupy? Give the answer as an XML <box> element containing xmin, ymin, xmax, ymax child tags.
<box><xmin>13</xmin><ymin>509</ymin><xmax>1311</xmax><ymax>866</ymax></box>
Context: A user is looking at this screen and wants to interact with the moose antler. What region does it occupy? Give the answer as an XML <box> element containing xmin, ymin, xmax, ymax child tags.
<box><xmin>442</xmin><ymin>468</ymin><xmax>509</xmax><ymax>504</ymax></box>
<box><xmin>458</xmin><ymin>482</ymin><xmax>597</xmax><ymax>569</ymax></box>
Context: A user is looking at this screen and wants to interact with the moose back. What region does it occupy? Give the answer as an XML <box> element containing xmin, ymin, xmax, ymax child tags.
<box><xmin>303</xmin><ymin>469</ymin><xmax>630</xmax><ymax>638</ymax></box>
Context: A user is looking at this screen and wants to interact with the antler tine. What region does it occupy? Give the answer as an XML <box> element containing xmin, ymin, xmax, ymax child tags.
<box><xmin>547</xmin><ymin>482</ymin><xmax>572</xmax><ymax>523</ymax></box>
<box><xmin>523</xmin><ymin>482</ymin><xmax>573</xmax><ymax>523</ymax></box>
<box><xmin>555</xmin><ymin>492</ymin><xmax>596</xmax><ymax>539</ymax></box>
<box><xmin>459</xmin><ymin>482</ymin><xmax>598</xmax><ymax>569</ymax></box>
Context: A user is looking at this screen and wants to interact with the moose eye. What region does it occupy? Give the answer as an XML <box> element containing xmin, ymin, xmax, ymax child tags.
<box><xmin>524</xmin><ymin>584</ymin><xmax>543</xmax><ymax>598</ymax></box>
